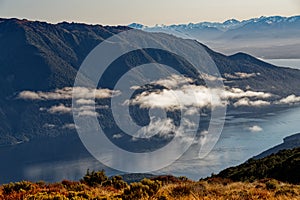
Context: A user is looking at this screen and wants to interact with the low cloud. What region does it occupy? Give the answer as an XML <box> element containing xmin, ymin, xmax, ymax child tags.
<box><xmin>248</xmin><ymin>125</ymin><xmax>263</xmax><ymax>132</ymax></box>
<box><xmin>224</xmin><ymin>72</ymin><xmax>259</xmax><ymax>79</ymax></box>
<box><xmin>76</xmin><ymin>110</ymin><xmax>99</xmax><ymax>117</ymax></box>
<box><xmin>153</xmin><ymin>74</ymin><xmax>194</xmax><ymax>89</ymax></box>
<box><xmin>127</xmin><ymin>80</ymin><xmax>273</xmax><ymax>110</ymax></box>
<box><xmin>233</xmin><ymin>98</ymin><xmax>270</xmax><ymax>107</ymax></box>
<box><xmin>18</xmin><ymin>87</ymin><xmax>120</xmax><ymax>100</ymax></box>
<box><xmin>62</xmin><ymin>123</ymin><xmax>77</xmax><ymax>129</ymax></box>
<box><xmin>76</xmin><ymin>99</ymin><xmax>95</xmax><ymax>105</ymax></box>
<box><xmin>20</xmin><ymin>87</ymin><xmax>114</xmax><ymax>117</ymax></box>
<box><xmin>43</xmin><ymin>123</ymin><xmax>77</xmax><ymax>130</ymax></box>
<box><xmin>151</xmin><ymin>74</ymin><xmax>224</xmax><ymax>89</ymax></box>
<box><xmin>48</xmin><ymin>104</ymin><xmax>72</xmax><ymax>114</ymax></box>
<box><xmin>18</xmin><ymin>91</ymin><xmax>42</xmax><ymax>100</ymax></box>
<box><xmin>127</xmin><ymin>85</ymin><xmax>226</xmax><ymax>110</ymax></box>
<box><xmin>113</xmin><ymin>134</ymin><xmax>123</xmax><ymax>139</ymax></box>
<box><xmin>43</xmin><ymin>123</ymin><xmax>56</xmax><ymax>128</ymax></box>
<box><xmin>41</xmin><ymin>104</ymin><xmax>106</xmax><ymax>116</ymax></box>
<box><xmin>201</xmin><ymin>74</ymin><xmax>225</xmax><ymax>82</ymax></box>
<box><xmin>277</xmin><ymin>94</ymin><xmax>300</xmax><ymax>104</ymax></box>
<box><xmin>222</xmin><ymin>88</ymin><xmax>272</xmax><ymax>99</ymax></box>
<box><xmin>132</xmin><ymin>117</ymin><xmax>196</xmax><ymax>144</ymax></box>
<box><xmin>133</xmin><ymin>118</ymin><xmax>175</xmax><ymax>140</ymax></box>
<box><xmin>184</xmin><ymin>108</ymin><xmax>199</xmax><ymax>116</ymax></box>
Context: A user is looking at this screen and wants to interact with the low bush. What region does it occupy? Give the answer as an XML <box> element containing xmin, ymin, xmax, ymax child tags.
<box><xmin>61</xmin><ymin>180</ymin><xmax>86</xmax><ymax>192</ymax></box>
<box><xmin>81</xmin><ymin>169</ymin><xmax>108</xmax><ymax>187</ymax></box>
<box><xmin>111</xmin><ymin>175</ymin><xmax>128</xmax><ymax>190</ymax></box>
<box><xmin>122</xmin><ymin>178</ymin><xmax>161</xmax><ymax>200</ymax></box>
<box><xmin>170</xmin><ymin>184</ymin><xmax>192</xmax><ymax>198</ymax></box>
<box><xmin>3</xmin><ymin>181</ymin><xmax>33</xmax><ymax>194</ymax></box>
<box><xmin>265</xmin><ymin>179</ymin><xmax>279</xmax><ymax>190</ymax></box>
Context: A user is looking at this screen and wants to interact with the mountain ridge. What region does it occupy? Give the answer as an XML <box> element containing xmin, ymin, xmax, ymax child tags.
<box><xmin>129</xmin><ymin>15</ymin><xmax>300</xmax><ymax>32</ymax></box>
<box><xmin>129</xmin><ymin>15</ymin><xmax>300</xmax><ymax>59</ymax></box>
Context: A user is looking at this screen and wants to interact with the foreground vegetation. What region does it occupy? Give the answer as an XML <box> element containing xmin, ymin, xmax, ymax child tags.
<box><xmin>1</xmin><ymin>147</ymin><xmax>300</xmax><ymax>199</ymax></box>
<box><xmin>1</xmin><ymin>172</ymin><xmax>300</xmax><ymax>200</ymax></box>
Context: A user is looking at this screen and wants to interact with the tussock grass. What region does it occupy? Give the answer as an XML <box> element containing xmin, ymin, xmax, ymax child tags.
<box><xmin>0</xmin><ymin>175</ymin><xmax>299</xmax><ymax>200</ymax></box>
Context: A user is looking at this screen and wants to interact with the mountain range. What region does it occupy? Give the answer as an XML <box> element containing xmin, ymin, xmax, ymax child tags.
<box><xmin>129</xmin><ymin>16</ymin><xmax>300</xmax><ymax>59</ymax></box>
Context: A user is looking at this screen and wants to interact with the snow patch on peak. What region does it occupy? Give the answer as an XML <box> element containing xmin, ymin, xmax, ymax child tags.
<box><xmin>223</xmin><ymin>19</ymin><xmax>240</xmax><ymax>25</ymax></box>
<box><xmin>128</xmin><ymin>23</ymin><xmax>145</xmax><ymax>29</ymax></box>
<box><xmin>128</xmin><ymin>15</ymin><xmax>300</xmax><ymax>32</ymax></box>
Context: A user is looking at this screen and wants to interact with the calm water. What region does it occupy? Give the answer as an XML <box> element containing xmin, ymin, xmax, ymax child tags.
<box><xmin>263</xmin><ymin>59</ymin><xmax>300</xmax><ymax>70</ymax></box>
<box><xmin>163</xmin><ymin>106</ymin><xmax>300</xmax><ymax>179</ymax></box>
<box><xmin>1</xmin><ymin>106</ymin><xmax>300</xmax><ymax>183</ymax></box>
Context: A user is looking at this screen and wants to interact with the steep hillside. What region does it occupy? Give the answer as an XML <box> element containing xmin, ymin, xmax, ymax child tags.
<box><xmin>215</xmin><ymin>147</ymin><xmax>300</xmax><ymax>184</ymax></box>
<box><xmin>0</xmin><ymin>19</ymin><xmax>129</xmax><ymax>145</ymax></box>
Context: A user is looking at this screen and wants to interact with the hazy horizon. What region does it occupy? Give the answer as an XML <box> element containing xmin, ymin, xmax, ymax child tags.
<box><xmin>0</xmin><ymin>0</ymin><xmax>299</xmax><ymax>26</ymax></box>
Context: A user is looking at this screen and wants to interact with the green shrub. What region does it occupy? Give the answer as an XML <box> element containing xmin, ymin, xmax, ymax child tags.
<box><xmin>81</xmin><ymin>169</ymin><xmax>108</xmax><ymax>187</ymax></box>
<box><xmin>111</xmin><ymin>176</ymin><xmax>128</xmax><ymax>190</ymax></box>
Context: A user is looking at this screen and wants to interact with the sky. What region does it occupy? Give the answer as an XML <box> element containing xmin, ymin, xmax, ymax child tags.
<box><xmin>0</xmin><ymin>0</ymin><xmax>299</xmax><ymax>26</ymax></box>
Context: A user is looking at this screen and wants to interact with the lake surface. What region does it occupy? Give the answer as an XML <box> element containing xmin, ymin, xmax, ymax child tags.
<box><xmin>1</xmin><ymin>105</ymin><xmax>300</xmax><ymax>183</ymax></box>
<box><xmin>263</xmin><ymin>59</ymin><xmax>300</xmax><ymax>70</ymax></box>
<box><xmin>162</xmin><ymin>106</ymin><xmax>300</xmax><ymax>179</ymax></box>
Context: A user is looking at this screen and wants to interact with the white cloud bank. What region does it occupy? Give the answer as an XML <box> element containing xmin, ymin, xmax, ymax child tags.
<box><xmin>47</xmin><ymin>104</ymin><xmax>72</xmax><ymax>114</ymax></box>
<box><xmin>40</xmin><ymin>104</ymin><xmax>107</xmax><ymax>117</ymax></box>
<box><xmin>132</xmin><ymin>117</ymin><xmax>196</xmax><ymax>144</ymax></box>
<box><xmin>129</xmin><ymin>73</ymin><xmax>300</xmax><ymax>110</ymax></box>
<box><xmin>224</xmin><ymin>72</ymin><xmax>259</xmax><ymax>79</ymax></box>
<box><xmin>127</xmin><ymin>83</ymin><xmax>273</xmax><ymax>110</ymax></box>
<box><xmin>277</xmin><ymin>94</ymin><xmax>300</xmax><ymax>104</ymax></box>
<box><xmin>248</xmin><ymin>125</ymin><xmax>263</xmax><ymax>132</ymax></box>
<box><xmin>18</xmin><ymin>87</ymin><xmax>118</xmax><ymax>117</ymax></box>
<box><xmin>17</xmin><ymin>76</ymin><xmax>300</xmax><ymax>119</ymax></box>
<box><xmin>62</xmin><ymin>123</ymin><xmax>77</xmax><ymax>129</ymax></box>
<box><xmin>18</xmin><ymin>87</ymin><xmax>120</xmax><ymax>100</ymax></box>
<box><xmin>233</xmin><ymin>98</ymin><xmax>270</xmax><ymax>107</ymax></box>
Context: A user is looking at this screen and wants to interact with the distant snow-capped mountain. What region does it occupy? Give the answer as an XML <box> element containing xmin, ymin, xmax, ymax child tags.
<box><xmin>129</xmin><ymin>16</ymin><xmax>300</xmax><ymax>31</ymax></box>
<box><xmin>129</xmin><ymin>16</ymin><xmax>300</xmax><ymax>59</ymax></box>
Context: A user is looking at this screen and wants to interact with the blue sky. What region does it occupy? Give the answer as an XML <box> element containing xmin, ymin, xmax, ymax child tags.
<box><xmin>0</xmin><ymin>0</ymin><xmax>299</xmax><ymax>25</ymax></box>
